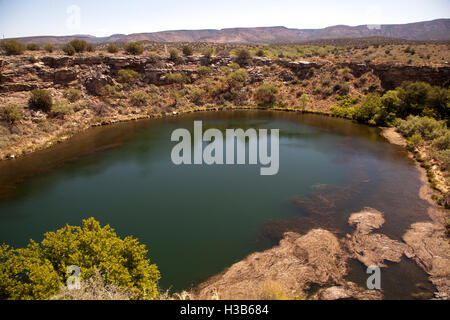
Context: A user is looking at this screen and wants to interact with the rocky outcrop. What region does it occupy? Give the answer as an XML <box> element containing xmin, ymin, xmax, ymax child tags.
<box><xmin>403</xmin><ymin>222</ymin><xmax>450</xmax><ymax>299</ymax></box>
<box><xmin>343</xmin><ymin>62</ymin><xmax>450</xmax><ymax>90</ymax></box>
<box><xmin>192</xmin><ymin>230</ymin><xmax>353</xmax><ymax>300</ymax></box>
<box><xmin>343</xmin><ymin>208</ymin><xmax>408</xmax><ymax>267</ymax></box>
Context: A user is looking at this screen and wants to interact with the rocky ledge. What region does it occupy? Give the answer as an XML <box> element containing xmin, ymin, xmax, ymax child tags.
<box><xmin>191</xmin><ymin>207</ymin><xmax>449</xmax><ymax>300</ymax></box>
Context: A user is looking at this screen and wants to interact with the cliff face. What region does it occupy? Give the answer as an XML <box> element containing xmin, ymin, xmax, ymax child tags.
<box><xmin>342</xmin><ymin>62</ymin><xmax>450</xmax><ymax>90</ymax></box>
<box><xmin>1</xmin><ymin>55</ymin><xmax>448</xmax><ymax>95</ymax></box>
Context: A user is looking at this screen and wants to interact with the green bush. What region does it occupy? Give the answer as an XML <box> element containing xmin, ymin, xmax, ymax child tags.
<box><xmin>29</xmin><ymin>89</ymin><xmax>53</xmax><ymax>112</ymax></box>
<box><xmin>169</xmin><ymin>49</ymin><xmax>179</xmax><ymax>62</ymax></box>
<box><xmin>255</xmin><ymin>49</ymin><xmax>265</xmax><ymax>57</ymax></box>
<box><xmin>182</xmin><ymin>45</ymin><xmax>193</xmax><ymax>56</ymax></box>
<box><xmin>130</xmin><ymin>91</ymin><xmax>149</xmax><ymax>106</ymax></box>
<box><xmin>299</xmin><ymin>93</ymin><xmax>309</xmax><ymax>110</ymax></box>
<box><xmin>68</xmin><ymin>39</ymin><xmax>88</xmax><ymax>53</ymax></box>
<box><xmin>0</xmin><ymin>39</ymin><xmax>26</xmax><ymax>55</ymax></box>
<box><xmin>197</xmin><ymin>66</ymin><xmax>212</xmax><ymax>77</ymax></box>
<box><xmin>117</xmin><ymin>69</ymin><xmax>140</xmax><ymax>85</ymax></box>
<box><xmin>107</xmin><ymin>44</ymin><xmax>119</xmax><ymax>53</ymax></box>
<box><xmin>354</xmin><ymin>92</ymin><xmax>395</xmax><ymax>126</ymax></box>
<box><xmin>203</xmin><ymin>48</ymin><xmax>214</xmax><ymax>59</ymax></box>
<box><xmin>407</xmin><ymin>132</ymin><xmax>424</xmax><ymax>148</ymax></box>
<box><xmin>1</xmin><ymin>104</ymin><xmax>23</xmax><ymax>124</ymax></box>
<box><xmin>26</xmin><ymin>43</ymin><xmax>40</xmax><ymax>51</ymax></box>
<box><xmin>435</xmin><ymin>150</ymin><xmax>450</xmax><ymax>170</ymax></box>
<box><xmin>64</xmin><ymin>88</ymin><xmax>82</xmax><ymax>102</ymax></box>
<box><xmin>190</xmin><ymin>88</ymin><xmax>206</xmax><ymax>105</ymax></box>
<box><xmin>431</xmin><ymin>132</ymin><xmax>450</xmax><ymax>151</ymax></box>
<box><xmin>86</xmin><ymin>44</ymin><xmax>95</xmax><ymax>52</ymax></box>
<box><xmin>226</xmin><ymin>69</ymin><xmax>248</xmax><ymax>90</ymax></box>
<box><xmin>43</xmin><ymin>44</ymin><xmax>54</xmax><ymax>53</ymax></box>
<box><xmin>396</xmin><ymin>116</ymin><xmax>446</xmax><ymax>140</ymax></box>
<box><xmin>0</xmin><ymin>218</ymin><xmax>160</xmax><ymax>300</ymax></box>
<box><xmin>51</xmin><ymin>102</ymin><xmax>74</xmax><ymax>118</ymax></box>
<box><xmin>124</xmin><ymin>42</ymin><xmax>144</xmax><ymax>55</ymax></box>
<box><xmin>236</xmin><ymin>48</ymin><xmax>252</xmax><ymax>65</ymax></box>
<box><xmin>255</xmin><ymin>83</ymin><xmax>279</xmax><ymax>107</ymax></box>
<box><xmin>62</xmin><ymin>44</ymin><xmax>76</xmax><ymax>56</ymax></box>
<box><xmin>165</xmin><ymin>72</ymin><xmax>190</xmax><ymax>86</ymax></box>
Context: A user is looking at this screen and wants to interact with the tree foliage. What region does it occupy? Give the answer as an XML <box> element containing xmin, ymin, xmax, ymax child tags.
<box><xmin>0</xmin><ymin>218</ymin><xmax>160</xmax><ymax>300</ymax></box>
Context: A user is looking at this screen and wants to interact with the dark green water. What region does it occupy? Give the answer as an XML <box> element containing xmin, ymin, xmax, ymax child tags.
<box><xmin>0</xmin><ymin>111</ymin><xmax>435</xmax><ymax>298</ymax></box>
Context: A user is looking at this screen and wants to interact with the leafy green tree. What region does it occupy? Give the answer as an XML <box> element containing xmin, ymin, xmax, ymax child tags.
<box><xmin>62</xmin><ymin>44</ymin><xmax>76</xmax><ymax>56</ymax></box>
<box><xmin>0</xmin><ymin>218</ymin><xmax>160</xmax><ymax>300</ymax></box>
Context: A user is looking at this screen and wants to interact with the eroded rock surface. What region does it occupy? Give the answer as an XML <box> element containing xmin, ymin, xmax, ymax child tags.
<box><xmin>344</xmin><ymin>208</ymin><xmax>408</xmax><ymax>267</ymax></box>
<box><xmin>403</xmin><ymin>222</ymin><xmax>450</xmax><ymax>298</ymax></box>
<box><xmin>191</xmin><ymin>229</ymin><xmax>377</xmax><ymax>300</ymax></box>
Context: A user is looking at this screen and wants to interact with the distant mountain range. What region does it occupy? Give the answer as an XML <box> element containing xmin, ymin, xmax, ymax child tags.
<box><xmin>10</xmin><ymin>19</ymin><xmax>450</xmax><ymax>44</ymax></box>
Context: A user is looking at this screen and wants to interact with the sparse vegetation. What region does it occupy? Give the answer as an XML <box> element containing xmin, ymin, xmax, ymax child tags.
<box><xmin>107</xmin><ymin>44</ymin><xmax>119</xmax><ymax>53</ymax></box>
<box><xmin>1</xmin><ymin>104</ymin><xmax>23</xmax><ymax>124</ymax></box>
<box><xmin>0</xmin><ymin>39</ymin><xmax>26</xmax><ymax>55</ymax></box>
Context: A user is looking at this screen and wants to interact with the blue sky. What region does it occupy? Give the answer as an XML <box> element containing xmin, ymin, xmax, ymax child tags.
<box><xmin>0</xmin><ymin>0</ymin><xmax>449</xmax><ymax>38</ymax></box>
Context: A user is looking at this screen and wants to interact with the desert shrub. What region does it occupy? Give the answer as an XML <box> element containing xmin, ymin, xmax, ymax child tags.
<box><xmin>333</xmin><ymin>81</ymin><xmax>350</xmax><ymax>95</ymax></box>
<box><xmin>226</xmin><ymin>69</ymin><xmax>248</xmax><ymax>90</ymax></box>
<box><xmin>407</xmin><ymin>132</ymin><xmax>424</xmax><ymax>148</ymax></box>
<box><xmin>203</xmin><ymin>48</ymin><xmax>214</xmax><ymax>59</ymax></box>
<box><xmin>236</xmin><ymin>48</ymin><xmax>252</xmax><ymax>65</ymax></box>
<box><xmin>229</xmin><ymin>62</ymin><xmax>240</xmax><ymax>70</ymax></box>
<box><xmin>182</xmin><ymin>45</ymin><xmax>194</xmax><ymax>56</ymax></box>
<box><xmin>254</xmin><ymin>83</ymin><xmax>279</xmax><ymax>107</ymax></box>
<box><xmin>86</xmin><ymin>44</ymin><xmax>95</xmax><ymax>52</ymax></box>
<box><xmin>190</xmin><ymin>88</ymin><xmax>206</xmax><ymax>105</ymax></box>
<box><xmin>130</xmin><ymin>91</ymin><xmax>149</xmax><ymax>106</ymax></box>
<box><xmin>99</xmin><ymin>85</ymin><xmax>122</xmax><ymax>98</ymax></box>
<box><xmin>255</xmin><ymin>49</ymin><xmax>265</xmax><ymax>57</ymax></box>
<box><xmin>299</xmin><ymin>93</ymin><xmax>309</xmax><ymax>110</ymax></box>
<box><xmin>0</xmin><ymin>39</ymin><xmax>26</xmax><ymax>55</ymax></box>
<box><xmin>396</xmin><ymin>116</ymin><xmax>446</xmax><ymax>140</ymax></box>
<box><xmin>197</xmin><ymin>66</ymin><xmax>212</xmax><ymax>77</ymax></box>
<box><xmin>125</xmin><ymin>42</ymin><xmax>144</xmax><ymax>55</ymax></box>
<box><xmin>64</xmin><ymin>88</ymin><xmax>82</xmax><ymax>102</ymax></box>
<box><xmin>117</xmin><ymin>69</ymin><xmax>140</xmax><ymax>85</ymax></box>
<box><xmin>165</xmin><ymin>72</ymin><xmax>190</xmax><ymax>86</ymax></box>
<box><xmin>435</xmin><ymin>150</ymin><xmax>450</xmax><ymax>170</ymax></box>
<box><xmin>169</xmin><ymin>49</ymin><xmax>179</xmax><ymax>62</ymax></box>
<box><xmin>29</xmin><ymin>89</ymin><xmax>53</xmax><ymax>112</ymax></box>
<box><xmin>51</xmin><ymin>102</ymin><xmax>74</xmax><ymax>118</ymax></box>
<box><xmin>107</xmin><ymin>44</ymin><xmax>119</xmax><ymax>53</ymax></box>
<box><xmin>0</xmin><ymin>218</ymin><xmax>160</xmax><ymax>300</ymax></box>
<box><xmin>26</xmin><ymin>43</ymin><xmax>40</xmax><ymax>51</ymax></box>
<box><xmin>43</xmin><ymin>44</ymin><xmax>54</xmax><ymax>53</ymax></box>
<box><xmin>69</xmin><ymin>39</ymin><xmax>88</xmax><ymax>53</ymax></box>
<box><xmin>431</xmin><ymin>131</ymin><xmax>450</xmax><ymax>151</ymax></box>
<box><xmin>62</xmin><ymin>44</ymin><xmax>76</xmax><ymax>56</ymax></box>
<box><xmin>1</xmin><ymin>104</ymin><xmax>23</xmax><ymax>124</ymax></box>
